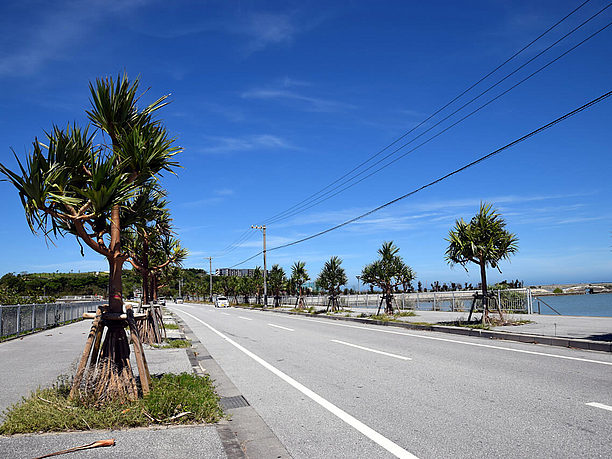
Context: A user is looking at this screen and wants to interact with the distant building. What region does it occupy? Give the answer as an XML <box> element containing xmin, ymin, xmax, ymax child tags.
<box><xmin>215</xmin><ymin>268</ymin><xmax>257</xmax><ymax>277</ymax></box>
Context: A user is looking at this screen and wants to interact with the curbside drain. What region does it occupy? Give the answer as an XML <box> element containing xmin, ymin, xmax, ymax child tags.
<box><xmin>220</xmin><ymin>395</ymin><xmax>250</xmax><ymax>410</ymax></box>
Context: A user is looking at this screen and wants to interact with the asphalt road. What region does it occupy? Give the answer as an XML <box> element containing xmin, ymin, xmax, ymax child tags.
<box><xmin>171</xmin><ymin>303</ymin><xmax>612</xmax><ymax>459</ymax></box>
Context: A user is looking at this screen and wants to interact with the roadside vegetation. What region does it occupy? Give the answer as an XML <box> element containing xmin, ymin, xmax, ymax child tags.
<box><xmin>445</xmin><ymin>202</ymin><xmax>519</xmax><ymax>324</ymax></box>
<box><xmin>0</xmin><ymin>373</ymin><xmax>222</xmax><ymax>435</ymax></box>
<box><xmin>154</xmin><ymin>339</ymin><xmax>192</xmax><ymax>349</ymax></box>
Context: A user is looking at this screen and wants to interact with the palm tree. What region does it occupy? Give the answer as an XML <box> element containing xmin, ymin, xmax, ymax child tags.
<box><xmin>0</xmin><ymin>74</ymin><xmax>180</xmax><ymax>401</ymax></box>
<box><xmin>291</xmin><ymin>261</ymin><xmax>310</xmax><ymax>309</ymax></box>
<box><xmin>316</xmin><ymin>256</ymin><xmax>347</xmax><ymax>312</ymax></box>
<box><xmin>268</xmin><ymin>265</ymin><xmax>286</xmax><ymax>307</ymax></box>
<box><xmin>360</xmin><ymin>242</ymin><xmax>415</xmax><ymax>315</ymax></box>
<box><xmin>252</xmin><ymin>266</ymin><xmax>263</xmax><ymax>304</ymax></box>
<box><xmin>445</xmin><ymin>202</ymin><xmax>518</xmax><ymax>323</ymax></box>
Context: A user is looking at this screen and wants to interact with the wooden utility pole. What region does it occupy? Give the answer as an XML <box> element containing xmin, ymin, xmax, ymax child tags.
<box><xmin>204</xmin><ymin>257</ymin><xmax>213</xmax><ymax>302</ymax></box>
<box><xmin>251</xmin><ymin>225</ymin><xmax>267</xmax><ymax>306</ymax></box>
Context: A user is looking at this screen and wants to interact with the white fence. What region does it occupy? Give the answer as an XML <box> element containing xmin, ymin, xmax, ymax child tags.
<box><xmin>0</xmin><ymin>301</ymin><xmax>105</xmax><ymax>339</ymax></box>
<box><xmin>240</xmin><ymin>288</ymin><xmax>533</xmax><ymax>313</ymax></box>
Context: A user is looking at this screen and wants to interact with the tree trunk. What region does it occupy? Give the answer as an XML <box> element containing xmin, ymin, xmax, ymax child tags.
<box><xmin>385</xmin><ymin>287</ymin><xmax>393</xmax><ymax>315</ymax></box>
<box><xmin>108</xmin><ymin>205</ymin><xmax>123</xmax><ymax>313</ymax></box>
<box><xmin>152</xmin><ymin>275</ymin><xmax>158</xmax><ymax>301</ymax></box>
<box><xmin>142</xmin><ymin>239</ymin><xmax>149</xmax><ymax>304</ymax></box>
<box><xmin>480</xmin><ymin>260</ymin><xmax>488</xmax><ymax>324</ymax></box>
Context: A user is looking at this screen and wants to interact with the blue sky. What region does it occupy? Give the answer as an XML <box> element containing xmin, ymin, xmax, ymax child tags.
<box><xmin>0</xmin><ymin>0</ymin><xmax>611</xmax><ymax>287</ymax></box>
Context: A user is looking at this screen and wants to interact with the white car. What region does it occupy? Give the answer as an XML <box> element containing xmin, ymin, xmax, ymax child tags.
<box><xmin>215</xmin><ymin>296</ymin><xmax>229</xmax><ymax>308</ymax></box>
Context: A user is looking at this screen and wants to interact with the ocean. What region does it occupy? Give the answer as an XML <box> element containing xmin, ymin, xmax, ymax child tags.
<box><xmin>533</xmin><ymin>293</ymin><xmax>612</xmax><ymax>317</ymax></box>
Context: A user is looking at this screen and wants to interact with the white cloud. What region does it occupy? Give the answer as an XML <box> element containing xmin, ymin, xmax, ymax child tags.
<box><xmin>242</xmin><ymin>88</ymin><xmax>355</xmax><ymax>112</ymax></box>
<box><xmin>240</xmin><ymin>12</ymin><xmax>298</xmax><ymax>51</ymax></box>
<box><xmin>0</xmin><ymin>0</ymin><xmax>150</xmax><ymax>77</ymax></box>
<box><xmin>200</xmin><ymin>134</ymin><xmax>292</xmax><ymax>154</ymax></box>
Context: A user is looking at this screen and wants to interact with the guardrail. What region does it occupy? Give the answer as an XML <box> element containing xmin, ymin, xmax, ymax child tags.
<box><xmin>0</xmin><ymin>301</ymin><xmax>105</xmax><ymax>339</ymax></box>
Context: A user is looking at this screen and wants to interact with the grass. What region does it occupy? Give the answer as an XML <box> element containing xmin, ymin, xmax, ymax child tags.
<box><xmin>163</xmin><ymin>323</ymin><xmax>179</xmax><ymax>330</ymax></box>
<box><xmin>395</xmin><ymin>310</ymin><xmax>416</xmax><ymax>317</ymax></box>
<box><xmin>153</xmin><ymin>339</ymin><xmax>192</xmax><ymax>349</ymax></box>
<box><xmin>440</xmin><ymin>318</ymin><xmax>534</xmax><ymax>330</ymax></box>
<box><xmin>369</xmin><ymin>314</ymin><xmax>396</xmax><ymax>322</ymax></box>
<box><xmin>0</xmin><ymin>373</ymin><xmax>222</xmax><ymax>435</ymax></box>
<box><xmin>356</xmin><ymin>310</ymin><xmax>417</xmax><ymax>322</ymax></box>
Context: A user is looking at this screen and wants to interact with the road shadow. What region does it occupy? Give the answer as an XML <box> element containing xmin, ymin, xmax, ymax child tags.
<box><xmin>582</xmin><ymin>333</ymin><xmax>612</xmax><ymax>342</ymax></box>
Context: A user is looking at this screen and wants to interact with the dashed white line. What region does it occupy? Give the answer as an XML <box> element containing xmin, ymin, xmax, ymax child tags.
<box><xmin>586</xmin><ymin>402</ymin><xmax>612</xmax><ymax>412</ymax></box>
<box><xmin>239</xmin><ymin>316</ymin><xmax>253</xmax><ymax>321</ymax></box>
<box><xmin>221</xmin><ymin>313</ymin><xmax>231</xmax><ymax>316</ymax></box>
<box><xmin>331</xmin><ymin>339</ymin><xmax>411</xmax><ymax>361</ymax></box>
<box><xmin>280</xmin><ymin>315</ymin><xmax>612</xmax><ymax>366</ymax></box>
<box><xmin>174</xmin><ymin>308</ymin><xmax>418</xmax><ymax>459</ymax></box>
<box><xmin>268</xmin><ymin>323</ymin><xmax>294</xmax><ymax>331</ymax></box>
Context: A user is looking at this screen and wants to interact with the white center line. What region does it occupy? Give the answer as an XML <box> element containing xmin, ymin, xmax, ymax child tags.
<box><xmin>586</xmin><ymin>402</ymin><xmax>612</xmax><ymax>412</ymax></box>
<box><xmin>221</xmin><ymin>313</ymin><xmax>230</xmax><ymax>316</ymax></box>
<box><xmin>268</xmin><ymin>323</ymin><xmax>294</xmax><ymax>331</ymax></box>
<box><xmin>281</xmin><ymin>315</ymin><xmax>612</xmax><ymax>366</ymax></box>
<box><xmin>239</xmin><ymin>316</ymin><xmax>253</xmax><ymax>321</ymax></box>
<box><xmin>174</xmin><ymin>308</ymin><xmax>418</xmax><ymax>459</ymax></box>
<box><xmin>332</xmin><ymin>339</ymin><xmax>411</xmax><ymax>361</ymax></box>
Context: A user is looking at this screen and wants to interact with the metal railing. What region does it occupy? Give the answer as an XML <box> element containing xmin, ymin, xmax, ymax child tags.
<box><xmin>236</xmin><ymin>288</ymin><xmax>533</xmax><ymax>313</ymax></box>
<box><xmin>0</xmin><ymin>301</ymin><xmax>105</xmax><ymax>339</ymax></box>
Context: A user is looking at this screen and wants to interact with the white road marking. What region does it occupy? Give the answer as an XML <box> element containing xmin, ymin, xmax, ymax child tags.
<box><xmin>331</xmin><ymin>339</ymin><xmax>411</xmax><ymax>361</ymax></box>
<box><xmin>586</xmin><ymin>402</ymin><xmax>612</xmax><ymax>412</ymax></box>
<box><xmin>239</xmin><ymin>316</ymin><xmax>253</xmax><ymax>321</ymax></box>
<box><xmin>221</xmin><ymin>313</ymin><xmax>231</xmax><ymax>316</ymax></box>
<box><xmin>268</xmin><ymin>323</ymin><xmax>294</xmax><ymax>332</ymax></box>
<box><xmin>175</xmin><ymin>308</ymin><xmax>418</xmax><ymax>459</ymax></box>
<box><xmin>281</xmin><ymin>315</ymin><xmax>612</xmax><ymax>367</ymax></box>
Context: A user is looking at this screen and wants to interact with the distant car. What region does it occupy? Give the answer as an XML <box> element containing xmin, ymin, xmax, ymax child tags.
<box><xmin>215</xmin><ymin>296</ymin><xmax>229</xmax><ymax>308</ymax></box>
<box><xmin>158</xmin><ymin>297</ymin><xmax>166</xmax><ymax>306</ymax></box>
<box><xmin>175</xmin><ymin>297</ymin><xmax>184</xmax><ymax>304</ymax></box>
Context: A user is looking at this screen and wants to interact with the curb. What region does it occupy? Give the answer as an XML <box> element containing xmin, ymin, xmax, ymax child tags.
<box><xmin>233</xmin><ymin>306</ymin><xmax>612</xmax><ymax>353</ymax></box>
<box><xmin>169</xmin><ymin>310</ymin><xmax>291</xmax><ymax>459</ymax></box>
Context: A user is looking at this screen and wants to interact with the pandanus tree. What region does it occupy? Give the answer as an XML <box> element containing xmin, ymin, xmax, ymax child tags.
<box><xmin>316</xmin><ymin>256</ymin><xmax>347</xmax><ymax>312</ymax></box>
<box><xmin>360</xmin><ymin>241</ymin><xmax>415</xmax><ymax>315</ymax></box>
<box><xmin>148</xmin><ymin>238</ymin><xmax>188</xmax><ymax>301</ymax></box>
<box><xmin>291</xmin><ymin>261</ymin><xmax>310</xmax><ymax>309</ymax></box>
<box><xmin>122</xmin><ymin>184</ymin><xmax>171</xmax><ymax>304</ymax></box>
<box><xmin>0</xmin><ymin>74</ymin><xmax>180</xmax><ymax>401</ymax></box>
<box><xmin>445</xmin><ymin>202</ymin><xmax>518</xmax><ymax>323</ymax></box>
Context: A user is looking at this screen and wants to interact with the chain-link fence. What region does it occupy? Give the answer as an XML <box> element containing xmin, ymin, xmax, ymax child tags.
<box><xmin>0</xmin><ymin>301</ymin><xmax>105</xmax><ymax>339</ymax></box>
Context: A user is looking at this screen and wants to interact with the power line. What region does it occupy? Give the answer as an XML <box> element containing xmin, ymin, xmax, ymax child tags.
<box><xmin>229</xmin><ymin>89</ymin><xmax>611</xmax><ymax>267</ymax></box>
<box><xmin>212</xmin><ymin>229</ymin><xmax>258</xmax><ymax>258</ymax></box>
<box><xmin>264</xmin><ymin>12</ymin><xmax>612</xmax><ymax>225</ymax></box>
<box><xmin>260</xmin><ymin>0</ymin><xmax>597</xmax><ymax>225</ymax></box>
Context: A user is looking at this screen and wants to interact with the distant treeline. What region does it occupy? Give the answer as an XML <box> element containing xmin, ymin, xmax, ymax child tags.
<box><xmin>0</xmin><ymin>272</ymin><xmax>109</xmax><ymax>297</ymax></box>
<box><xmin>0</xmin><ymin>269</ymin><xmax>201</xmax><ymax>304</ymax></box>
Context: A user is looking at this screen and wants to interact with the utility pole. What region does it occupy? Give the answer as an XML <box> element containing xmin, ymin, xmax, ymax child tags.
<box><xmin>251</xmin><ymin>225</ymin><xmax>267</xmax><ymax>306</ymax></box>
<box><xmin>204</xmin><ymin>257</ymin><xmax>213</xmax><ymax>302</ymax></box>
<box><xmin>178</xmin><ymin>277</ymin><xmax>183</xmax><ymax>297</ymax></box>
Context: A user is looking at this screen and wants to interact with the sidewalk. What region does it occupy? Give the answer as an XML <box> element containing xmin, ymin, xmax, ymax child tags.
<box><xmin>0</xmin><ymin>318</ymin><xmax>228</xmax><ymax>458</ymax></box>
<box><xmin>399</xmin><ymin>310</ymin><xmax>612</xmax><ymax>342</ymax></box>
